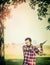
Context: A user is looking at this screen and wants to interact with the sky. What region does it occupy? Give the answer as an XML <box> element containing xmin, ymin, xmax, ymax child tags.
<box><xmin>4</xmin><ymin>1</ymin><xmax>50</xmax><ymax>45</ymax></box>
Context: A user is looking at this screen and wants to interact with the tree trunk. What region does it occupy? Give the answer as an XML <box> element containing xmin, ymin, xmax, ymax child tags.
<box><xmin>0</xmin><ymin>20</ymin><xmax>5</xmax><ymax>65</ymax></box>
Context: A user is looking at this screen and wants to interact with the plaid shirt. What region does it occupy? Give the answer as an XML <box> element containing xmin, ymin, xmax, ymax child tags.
<box><xmin>22</xmin><ymin>45</ymin><xmax>42</xmax><ymax>65</ymax></box>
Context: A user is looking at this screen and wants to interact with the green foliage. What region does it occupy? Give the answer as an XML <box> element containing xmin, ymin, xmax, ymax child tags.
<box><xmin>0</xmin><ymin>0</ymin><xmax>25</xmax><ymax>12</ymax></box>
<box><xmin>46</xmin><ymin>18</ymin><xmax>50</xmax><ymax>30</ymax></box>
<box><xmin>0</xmin><ymin>0</ymin><xmax>50</xmax><ymax>30</ymax></box>
<box><xmin>48</xmin><ymin>18</ymin><xmax>50</xmax><ymax>23</ymax></box>
<box><xmin>29</xmin><ymin>0</ymin><xmax>50</xmax><ymax>30</ymax></box>
<box><xmin>30</xmin><ymin>0</ymin><xmax>50</xmax><ymax>18</ymax></box>
<box><xmin>46</xmin><ymin>25</ymin><xmax>50</xmax><ymax>30</ymax></box>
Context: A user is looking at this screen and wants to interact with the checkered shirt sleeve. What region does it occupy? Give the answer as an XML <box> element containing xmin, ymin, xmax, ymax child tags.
<box><xmin>22</xmin><ymin>45</ymin><xmax>42</xmax><ymax>65</ymax></box>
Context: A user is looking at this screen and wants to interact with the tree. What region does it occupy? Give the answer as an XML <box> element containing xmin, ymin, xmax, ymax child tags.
<box><xmin>0</xmin><ymin>0</ymin><xmax>26</xmax><ymax>21</ymax></box>
<box><xmin>29</xmin><ymin>0</ymin><xmax>50</xmax><ymax>30</ymax></box>
<box><xmin>46</xmin><ymin>18</ymin><xmax>50</xmax><ymax>30</ymax></box>
<box><xmin>0</xmin><ymin>20</ymin><xmax>5</xmax><ymax>65</ymax></box>
<box><xmin>0</xmin><ymin>0</ymin><xmax>26</xmax><ymax>64</ymax></box>
<box><xmin>0</xmin><ymin>1</ymin><xmax>49</xmax><ymax>63</ymax></box>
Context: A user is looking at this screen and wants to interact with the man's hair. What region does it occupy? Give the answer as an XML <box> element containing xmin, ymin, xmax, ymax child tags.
<box><xmin>25</xmin><ymin>37</ymin><xmax>32</xmax><ymax>42</ymax></box>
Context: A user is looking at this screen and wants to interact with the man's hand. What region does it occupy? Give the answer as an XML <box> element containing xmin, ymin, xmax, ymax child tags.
<box><xmin>40</xmin><ymin>40</ymin><xmax>47</xmax><ymax>51</ymax></box>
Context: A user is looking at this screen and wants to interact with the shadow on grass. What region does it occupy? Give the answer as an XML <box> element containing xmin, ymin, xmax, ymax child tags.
<box><xmin>5</xmin><ymin>59</ymin><xmax>23</xmax><ymax>65</ymax></box>
<box><xmin>5</xmin><ymin>57</ymin><xmax>50</xmax><ymax>65</ymax></box>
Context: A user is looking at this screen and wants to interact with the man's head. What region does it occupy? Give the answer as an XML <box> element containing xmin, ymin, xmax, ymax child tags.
<box><xmin>25</xmin><ymin>37</ymin><xmax>32</xmax><ymax>46</ymax></box>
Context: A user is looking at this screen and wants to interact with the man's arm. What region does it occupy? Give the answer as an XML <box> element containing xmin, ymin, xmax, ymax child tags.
<box><xmin>34</xmin><ymin>46</ymin><xmax>43</xmax><ymax>56</ymax></box>
<box><xmin>22</xmin><ymin>45</ymin><xmax>28</xmax><ymax>55</ymax></box>
<box><xmin>40</xmin><ymin>40</ymin><xmax>47</xmax><ymax>51</ymax></box>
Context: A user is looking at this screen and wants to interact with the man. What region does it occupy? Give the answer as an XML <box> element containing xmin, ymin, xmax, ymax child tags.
<box><xmin>22</xmin><ymin>37</ymin><xmax>43</xmax><ymax>65</ymax></box>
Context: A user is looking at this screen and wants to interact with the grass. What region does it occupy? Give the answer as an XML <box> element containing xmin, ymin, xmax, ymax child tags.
<box><xmin>4</xmin><ymin>45</ymin><xmax>50</xmax><ymax>65</ymax></box>
<box><xmin>5</xmin><ymin>57</ymin><xmax>50</xmax><ymax>65</ymax></box>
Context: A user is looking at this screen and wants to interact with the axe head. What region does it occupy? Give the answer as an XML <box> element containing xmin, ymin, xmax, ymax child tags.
<box><xmin>40</xmin><ymin>40</ymin><xmax>47</xmax><ymax>46</ymax></box>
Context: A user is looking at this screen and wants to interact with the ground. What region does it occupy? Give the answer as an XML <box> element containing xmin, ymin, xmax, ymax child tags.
<box><xmin>5</xmin><ymin>57</ymin><xmax>50</xmax><ymax>65</ymax></box>
<box><xmin>4</xmin><ymin>44</ymin><xmax>50</xmax><ymax>65</ymax></box>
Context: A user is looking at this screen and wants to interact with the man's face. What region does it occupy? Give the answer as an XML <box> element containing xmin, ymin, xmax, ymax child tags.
<box><xmin>25</xmin><ymin>40</ymin><xmax>31</xmax><ymax>46</ymax></box>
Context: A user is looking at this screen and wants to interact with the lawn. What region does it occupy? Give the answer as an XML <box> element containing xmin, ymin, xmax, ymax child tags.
<box><xmin>5</xmin><ymin>57</ymin><xmax>50</xmax><ymax>65</ymax></box>
<box><xmin>4</xmin><ymin>44</ymin><xmax>50</xmax><ymax>65</ymax></box>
